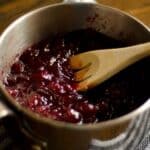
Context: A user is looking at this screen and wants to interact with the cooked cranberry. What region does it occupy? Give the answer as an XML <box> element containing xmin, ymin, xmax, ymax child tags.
<box><xmin>31</xmin><ymin>70</ymin><xmax>52</xmax><ymax>83</ymax></box>
<box><xmin>4</xmin><ymin>75</ymin><xmax>17</xmax><ymax>86</ymax></box>
<box><xmin>7</xmin><ymin>87</ymin><xmax>21</xmax><ymax>97</ymax></box>
<box><xmin>48</xmin><ymin>81</ymin><xmax>62</xmax><ymax>93</ymax></box>
<box><xmin>16</xmin><ymin>74</ymin><xmax>30</xmax><ymax>83</ymax></box>
<box><xmin>49</xmin><ymin>109</ymin><xmax>63</xmax><ymax>121</ymax></box>
<box><xmin>31</xmin><ymin>59</ymin><xmax>45</xmax><ymax>71</ymax></box>
<box><xmin>27</xmin><ymin>94</ymin><xmax>40</xmax><ymax>109</ymax></box>
<box><xmin>11</xmin><ymin>61</ymin><xmax>24</xmax><ymax>74</ymax></box>
<box><xmin>75</xmin><ymin>101</ymin><xmax>97</xmax><ymax>117</ymax></box>
<box><xmin>63</xmin><ymin>108</ymin><xmax>82</xmax><ymax>123</ymax></box>
<box><xmin>4</xmin><ymin>29</ymin><xmax>149</xmax><ymax>124</ymax></box>
<box><xmin>35</xmin><ymin>105</ymin><xmax>51</xmax><ymax>117</ymax></box>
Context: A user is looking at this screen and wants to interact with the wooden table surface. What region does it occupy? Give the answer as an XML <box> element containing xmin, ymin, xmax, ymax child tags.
<box><xmin>0</xmin><ymin>0</ymin><xmax>150</xmax><ymax>34</ymax></box>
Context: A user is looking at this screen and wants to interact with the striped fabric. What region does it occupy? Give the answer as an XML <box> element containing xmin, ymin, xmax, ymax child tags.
<box><xmin>89</xmin><ymin>110</ymin><xmax>150</xmax><ymax>150</ymax></box>
<box><xmin>0</xmin><ymin>107</ymin><xmax>149</xmax><ymax>150</ymax></box>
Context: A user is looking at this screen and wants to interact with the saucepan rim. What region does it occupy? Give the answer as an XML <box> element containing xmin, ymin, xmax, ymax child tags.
<box><xmin>0</xmin><ymin>2</ymin><xmax>149</xmax><ymax>130</ymax></box>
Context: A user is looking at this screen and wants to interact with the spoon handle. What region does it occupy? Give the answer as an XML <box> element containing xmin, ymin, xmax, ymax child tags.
<box><xmin>113</xmin><ymin>42</ymin><xmax>150</xmax><ymax>66</ymax></box>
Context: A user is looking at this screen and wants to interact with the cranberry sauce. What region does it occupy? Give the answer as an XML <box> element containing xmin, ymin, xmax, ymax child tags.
<box><xmin>4</xmin><ymin>29</ymin><xmax>150</xmax><ymax>124</ymax></box>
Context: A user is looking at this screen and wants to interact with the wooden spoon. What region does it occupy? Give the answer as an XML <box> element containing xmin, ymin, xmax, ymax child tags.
<box><xmin>69</xmin><ymin>42</ymin><xmax>150</xmax><ymax>91</ymax></box>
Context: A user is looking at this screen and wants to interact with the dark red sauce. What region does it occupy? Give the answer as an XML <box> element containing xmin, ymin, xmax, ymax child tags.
<box><xmin>4</xmin><ymin>29</ymin><xmax>150</xmax><ymax>124</ymax></box>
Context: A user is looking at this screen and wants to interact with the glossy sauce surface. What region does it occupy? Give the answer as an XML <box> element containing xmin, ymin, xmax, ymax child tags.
<box><xmin>4</xmin><ymin>29</ymin><xmax>150</xmax><ymax>124</ymax></box>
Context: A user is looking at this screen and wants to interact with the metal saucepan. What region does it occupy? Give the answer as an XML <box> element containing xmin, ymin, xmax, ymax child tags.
<box><xmin>0</xmin><ymin>0</ymin><xmax>149</xmax><ymax>149</ymax></box>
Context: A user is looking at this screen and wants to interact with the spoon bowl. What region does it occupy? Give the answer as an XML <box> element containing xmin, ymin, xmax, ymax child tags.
<box><xmin>70</xmin><ymin>42</ymin><xmax>150</xmax><ymax>91</ymax></box>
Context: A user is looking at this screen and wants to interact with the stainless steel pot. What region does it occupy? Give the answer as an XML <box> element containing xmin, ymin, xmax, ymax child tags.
<box><xmin>0</xmin><ymin>0</ymin><xmax>149</xmax><ymax>150</ymax></box>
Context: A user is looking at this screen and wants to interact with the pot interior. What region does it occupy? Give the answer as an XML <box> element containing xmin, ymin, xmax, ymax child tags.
<box><xmin>0</xmin><ymin>3</ymin><xmax>150</xmax><ymax>74</ymax></box>
<box><xmin>0</xmin><ymin>3</ymin><xmax>149</xmax><ymax>118</ymax></box>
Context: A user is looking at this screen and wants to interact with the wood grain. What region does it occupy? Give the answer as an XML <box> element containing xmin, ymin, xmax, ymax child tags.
<box><xmin>0</xmin><ymin>0</ymin><xmax>149</xmax><ymax>33</ymax></box>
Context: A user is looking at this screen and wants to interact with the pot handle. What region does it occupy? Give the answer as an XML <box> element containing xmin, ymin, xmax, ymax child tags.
<box><xmin>0</xmin><ymin>100</ymin><xmax>13</xmax><ymax>118</ymax></box>
<box><xmin>0</xmin><ymin>98</ymin><xmax>47</xmax><ymax>149</ymax></box>
<box><xmin>63</xmin><ymin>0</ymin><xmax>96</xmax><ymax>3</ymax></box>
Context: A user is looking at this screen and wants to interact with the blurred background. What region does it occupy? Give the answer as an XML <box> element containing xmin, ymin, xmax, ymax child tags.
<box><xmin>0</xmin><ymin>0</ymin><xmax>150</xmax><ymax>34</ymax></box>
